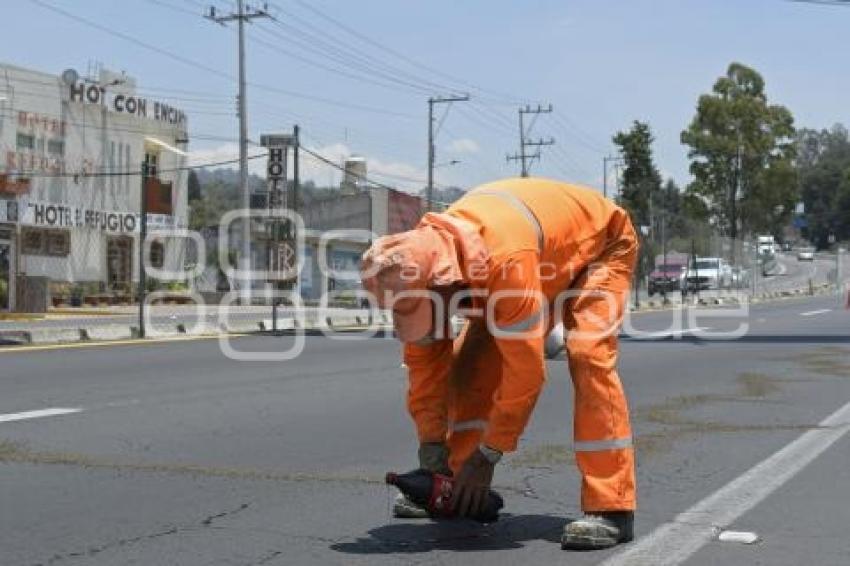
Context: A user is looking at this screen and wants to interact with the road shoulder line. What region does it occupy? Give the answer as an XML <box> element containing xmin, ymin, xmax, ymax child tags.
<box><xmin>601</xmin><ymin>398</ymin><xmax>850</xmax><ymax>566</ymax></box>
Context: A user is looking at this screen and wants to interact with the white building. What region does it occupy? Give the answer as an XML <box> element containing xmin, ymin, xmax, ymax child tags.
<box><xmin>0</xmin><ymin>63</ymin><xmax>189</xmax><ymax>310</ymax></box>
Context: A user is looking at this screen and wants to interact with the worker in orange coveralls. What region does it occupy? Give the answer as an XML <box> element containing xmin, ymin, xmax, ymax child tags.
<box><xmin>360</xmin><ymin>178</ymin><xmax>638</xmax><ymax>550</ymax></box>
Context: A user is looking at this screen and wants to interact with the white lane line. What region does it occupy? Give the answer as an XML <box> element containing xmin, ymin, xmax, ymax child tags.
<box><xmin>601</xmin><ymin>399</ymin><xmax>850</xmax><ymax>566</ymax></box>
<box><xmin>0</xmin><ymin>407</ymin><xmax>83</xmax><ymax>423</ymax></box>
<box><xmin>800</xmin><ymin>309</ymin><xmax>831</xmax><ymax>317</ymax></box>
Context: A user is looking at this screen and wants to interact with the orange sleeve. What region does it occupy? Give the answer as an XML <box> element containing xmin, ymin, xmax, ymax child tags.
<box><xmin>403</xmin><ymin>339</ymin><xmax>453</xmax><ymax>443</ymax></box>
<box><xmin>481</xmin><ymin>251</ymin><xmax>547</xmax><ymax>453</ymax></box>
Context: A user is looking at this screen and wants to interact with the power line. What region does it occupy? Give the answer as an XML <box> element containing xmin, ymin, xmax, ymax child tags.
<box><xmin>286</xmin><ymin>0</ymin><xmax>533</xmax><ymax>106</ymax></box>
<box><xmin>299</xmin><ymin>146</ymin><xmax>395</xmax><ymax>192</ymax></box>
<box><xmin>255</xmin><ymin>19</ymin><xmax>447</xmax><ymax>95</ymax></box>
<box><xmin>788</xmin><ymin>0</ymin><xmax>850</xmax><ymax>5</ymax></box>
<box><xmin>7</xmin><ymin>151</ymin><xmax>269</xmax><ymax>178</ymax></box>
<box><xmin>266</xmin><ymin>2</ymin><xmax>459</xmax><ymax>96</ymax></box>
<box><xmin>28</xmin><ymin>0</ymin><xmax>416</xmax><ymax>118</ymax></box>
<box><xmin>549</xmin><ymin>112</ymin><xmax>608</xmax><ymax>155</ymax></box>
<box><xmin>249</xmin><ymin>24</ymin><xmax>432</xmax><ymax>97</ymax></box>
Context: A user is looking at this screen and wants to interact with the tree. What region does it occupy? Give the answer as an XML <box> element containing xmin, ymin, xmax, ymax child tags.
<box><xmin>613</xmin><ymin>121</ymin><xmax>663</xmax><ymax>296</ymax></box>
<box><xmin>657</xmin><ymin>179</ymin><xmax>693</xmax><ymax>239</ymax></box>
<box><xmin>681</xmin><ymin>63</ymin><xmax>797</xmax><ymax>243</ymax></box>
<box><xmin>797</xmin><ymin>125</ymin><xmax>850</xmax><ymax>248</ymax></box>
<box><xmin>188</xmin><ymin>169</ymin><xmax>202</xmax><ymax>202</ymax></box>
<box><xmin>613</xmin><ymin>120</ymin><xmax>662</xmax><ymax>227</ymax></box>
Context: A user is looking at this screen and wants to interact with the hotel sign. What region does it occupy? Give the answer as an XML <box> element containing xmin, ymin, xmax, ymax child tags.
<box><xmin>23</xmin><ymin>201</ymin><xmax>138</xmax><ymax>233</ymax></box>
<box><xmin>20</xmin><ymin>201</ymin><xmax>185</xmax><ymax>234</ymax></box>
<box><xmin>69</xmin><ymin>82</ymin><xmax>187</xmax><ymax>126</ymax></box>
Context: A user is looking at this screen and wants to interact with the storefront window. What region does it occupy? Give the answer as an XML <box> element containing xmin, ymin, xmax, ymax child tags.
<box><xmin>46</xmin><ymin>231</ymin><xmax>70</xmax><ymax>256</ymax></box>
<box><xmin>150</xmin><ymin>240</ymin><xmax>164</xmax><ymax>269</ymax></box>
<box><xmin>22</xmin><ymin>228</ymin><xmax>44</xmax><ymax>254</ymax></box>
<box><xmin>47</xmin><ymin>140</ymin><xmax>64</xmax><ymax>155</ymax></box>
<box><xmin>16</xmin><ymin>133</ymin><xmax>34</xmax><ymax>150</ymax></box>
<box><xmin>22</xmin><ymin>227</ymin><xmax>70</xmax><ymax>257</ymax></box>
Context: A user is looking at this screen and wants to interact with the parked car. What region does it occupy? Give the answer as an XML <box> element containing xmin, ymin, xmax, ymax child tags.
<box><xmin>797</xmin><ymin>247</ymin><xmax>815</xmax><ymax>261</ymax></box>
<box><xmin>683</xmin><ymin>257</ymin><xmax>732</xmax><ymax>291</ymax></box>
<box><xmin>648</xmin><ymin>263</ymin><xmax>685</xmax><ymax>296</ymax></box>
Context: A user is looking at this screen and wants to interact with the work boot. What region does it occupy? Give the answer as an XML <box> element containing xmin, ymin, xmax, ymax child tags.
<box><xmin>561</xmin><ymin>511</ymin><xmax>634</xmax><ymax>550</ymax></box>
<box><xmin>392</xmin><ymin>493</ymin><xmax>430</xmax><ymax>519</ymax></box>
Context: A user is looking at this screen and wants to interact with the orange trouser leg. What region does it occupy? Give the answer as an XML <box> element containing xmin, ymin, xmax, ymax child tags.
<box><xmin>563</xmin><ymin>222</ymin><xmax>637</xmax><ymax>512</ymax></box>
<box><xmin>445</xmin><ymin>320</ymin><xmax>502</xmax><ymax>475</ymax></box>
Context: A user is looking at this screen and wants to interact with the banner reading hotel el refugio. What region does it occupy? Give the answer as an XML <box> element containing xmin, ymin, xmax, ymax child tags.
<box><xmin>68</xmin><ymin>82</ymin><xmax>187</xmax><ymax>126</ymax></box>
<box><xmin>24</xmin><ymin>201</ymin><xmax>137</xmax><ymax>233</ymax></box>
<box><xmin>22</xmin><ymin>202</ymin><xmax>186</xmax><ymax>234</ymax></box>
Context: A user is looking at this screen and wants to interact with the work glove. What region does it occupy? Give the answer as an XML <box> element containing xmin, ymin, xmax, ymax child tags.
<box><xmin>451</xmin><ymin>449</ymin><xmax>496</xmax><ymax>518</ymax></box>
<box><xmin>418</xmin><ymin>442</ymin><xmax>451</xmax><ymax>476</ymax></box>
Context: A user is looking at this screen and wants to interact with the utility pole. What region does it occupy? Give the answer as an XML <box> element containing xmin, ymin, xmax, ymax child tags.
<box><xmin>603</xmin><ymin>155</ymin><xmax>624</xmax><ymax>199</ymax></box>
<box><xmin>507</xmin><ymin>104</ymin><xmax>554</xmax><ymax>177</ymax></box>
<box><xmin>427</xmin><ymin>95</ymin><xmax>469</xmax><ymax>212</ymax></box>
<box><xmin>293</xmin><ymin>124</ymin><xmax>300</xmax><ymax>219</ymax></box>
<box><xmin>138</xmin><ymin>161</ymin><xmax>150</xmax><ymax>339</ymax></box>
<box><xmin>206</xmin><ymin>1</ymin><xmax>271</xmax><ymax>303</ymax></box>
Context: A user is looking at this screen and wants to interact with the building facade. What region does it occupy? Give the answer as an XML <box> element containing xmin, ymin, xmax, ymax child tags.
<box><xmin>0</xmin><ymin>63</ymin><xmax>189</xmax><ymax>310</ymax></box>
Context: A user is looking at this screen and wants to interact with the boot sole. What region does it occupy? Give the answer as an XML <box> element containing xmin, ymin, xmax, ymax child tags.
<box><xmin>561</xmin><ymin>534</ymin><xmax>632</xmax><ymax>550</ymax></box>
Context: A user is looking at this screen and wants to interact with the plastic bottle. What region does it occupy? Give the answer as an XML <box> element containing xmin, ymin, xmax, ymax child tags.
<box><xmin>385</xmin><ymin>468</ymin><xmax>504</xmax><ymax>523</ymax></box>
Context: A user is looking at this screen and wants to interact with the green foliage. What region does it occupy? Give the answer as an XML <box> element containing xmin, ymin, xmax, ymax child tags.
<box><xmin>681</xmin><ymin>62</ymin><xmax>797</xmax><ymax>240</ymax></box>
<box><xmin>189</xmin><ymin>180</ymin><xmax>242</xmax><ymax>231</ymax></box>
<box><xmin>613</xmin><ymin>120</ymin><xmax>662</xmax><ymax>226</ymax></box>
<box><xmin>657</xmin><ymin>179</ymin><xmax>695</xmax><ymax>240</ymax></box>
<box><xmin>796</xmin><ymin>125</ymin><xmax>850</xmax><ymax>248</ymax></box>
<box><xmin>188</xmin><ymin>172</ymin><xmax>342</xmax><ymax>231</ymax></box>
<box><xmin>187</xmin><ymin>170</ymin><xmax>202</xmax><ymax>202</ymax></box>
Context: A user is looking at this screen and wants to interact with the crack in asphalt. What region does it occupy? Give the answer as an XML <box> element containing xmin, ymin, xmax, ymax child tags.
<box><xmin>31</xmin><ymin>503</ymin><xmax>252</xmax><ymax>566</ymax></box>
<box><xmin>0</xmin><ymin>440</ymin><xmax>386</xmax><ymax>486</ymax></box>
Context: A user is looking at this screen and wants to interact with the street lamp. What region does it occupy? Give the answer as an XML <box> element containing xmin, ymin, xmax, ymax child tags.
<box><xmin>434</xmin><ymin>160</ymin><xmax>461</xmax><ymax>168</ymax></box>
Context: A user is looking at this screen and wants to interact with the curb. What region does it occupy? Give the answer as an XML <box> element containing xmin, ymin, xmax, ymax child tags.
<box><xmin>0</xmin><ymin>310</ymin><xmax>394</xmax><ymax>348</ymax></box>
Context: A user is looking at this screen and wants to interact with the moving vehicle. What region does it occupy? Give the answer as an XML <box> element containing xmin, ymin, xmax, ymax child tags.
<box><xmin>757</xmin><ymin>235</ymin><xmax>776</xmax><ymax>256</ymax></box>
<box><xmin>683</xmin><ymin>257</ymin><xmax>732</xmax><ymax>291</ymax></box>
<box><xmin>797</xmin><ymin>247</ymin><xmax>815</xmax><ymax>261</ymax></box>
<box><xmin>648</xmin><ymin>263</ymin><xmax>685</xmax><ymax>296</ymax></box>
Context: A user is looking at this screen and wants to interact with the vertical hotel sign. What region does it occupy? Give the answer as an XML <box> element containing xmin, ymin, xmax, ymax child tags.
<box><xmin>260</xmin><ymin>134</ymin><xmax>296</xmax><ymax>281</ymax></box>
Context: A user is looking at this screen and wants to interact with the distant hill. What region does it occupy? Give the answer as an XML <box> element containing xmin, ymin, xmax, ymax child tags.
<box><xmin>194</xmin><ymin>168</ymin><xmax>266</xmax><ymax>193</ymax></box>
<box><xmin>419</xmin><ymin>186</ymin><xmax>466</xmax><ymax>205</ymax></box>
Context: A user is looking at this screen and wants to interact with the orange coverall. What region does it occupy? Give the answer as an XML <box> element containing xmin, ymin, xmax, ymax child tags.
<box><xmin>404</xmin><ymin>178</ymin><xmax>638</xmax><ymax>512</ymax></box>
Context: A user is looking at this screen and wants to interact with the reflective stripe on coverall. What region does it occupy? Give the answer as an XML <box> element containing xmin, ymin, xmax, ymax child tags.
<box><xmin>403</xmin><ymin>178</ymin><xmax>637</xmax><ymax>512</ymax></box>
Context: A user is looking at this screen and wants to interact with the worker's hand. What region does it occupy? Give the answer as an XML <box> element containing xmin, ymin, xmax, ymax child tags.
<box><xmin>418</xmin><ymin>442</ymin><xmax>451</xmax><ymax>476</ymax></box>
<box><xmin>451</xmin><ymin>449</ymin><xmax>495</xmax><ymax>518</ymax></box>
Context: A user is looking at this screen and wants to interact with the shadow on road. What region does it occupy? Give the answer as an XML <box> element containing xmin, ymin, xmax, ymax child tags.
<box><xmin>330</xmin><ymin>513</ymin><xmax>568</xmax><ymax>555</ymax></box>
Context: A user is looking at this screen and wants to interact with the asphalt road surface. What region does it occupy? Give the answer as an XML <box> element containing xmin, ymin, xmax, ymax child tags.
<box><xmin>1</xmin><ymin>294</ymin><xmax>849</xmax><ymax>565</ymax></box>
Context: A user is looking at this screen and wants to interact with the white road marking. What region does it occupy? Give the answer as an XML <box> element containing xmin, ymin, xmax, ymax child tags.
<box><xmin>0</xmin><ymin>407</ymin><xmax>83</xmax><ymax>424</ymax></box>
<box><xmin>601</xmin><ymin>399</ymin><xmax>850</xmax><ymax>566</ymax></box>
<box><xmin>800</xmin><ymin>309</ymin><xmax>831</xmax><ymax>316</ymax></box>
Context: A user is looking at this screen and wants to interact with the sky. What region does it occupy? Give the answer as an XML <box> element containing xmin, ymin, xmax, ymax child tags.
<box><xmin>3</xmin><ymin>0</ymin><xmax>849</xmax><ymax>194</ymax></box>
